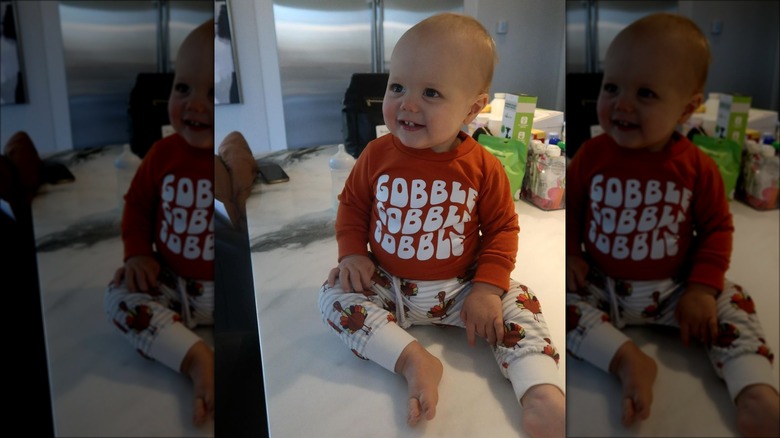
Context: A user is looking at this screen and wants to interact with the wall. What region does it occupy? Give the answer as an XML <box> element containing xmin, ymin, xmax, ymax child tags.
<box><xmin>680</xmin><ymin>0</ymin><xmax>779</xmax><ymax>111</ymax></box>
<box><xmin>469</xmin><ymin>0</ymin><xmax>566</xmax><ymax>111</ymax></box>
<box><xmin>214</xmin><ymin>0</ymin><xmax>286</xmax><ymax>155</ymax></box>
<box><xmin>0</xmin><ymin>1</ymin><xmax>71</xmax><ymax>157</ymax></box>
<box><xmin>219</xmin><ymin>0</ymin><xmax>566</xmax><ymax>154</ymax></box>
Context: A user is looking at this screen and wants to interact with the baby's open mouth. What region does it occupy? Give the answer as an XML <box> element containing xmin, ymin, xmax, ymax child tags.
<box><xmin>613</xmin><ymin>119</ymin><xmax>638</xmax><ymax>130</ymax></box>
<box><xmin>185</xmin><ymin>119</ymin><xmax>211</xmax><ymax>129</ymax></box>
<box><xmin>400</xmin><ymin>120</ymin><xmax>424</xmax><ymax>129</ymax></box>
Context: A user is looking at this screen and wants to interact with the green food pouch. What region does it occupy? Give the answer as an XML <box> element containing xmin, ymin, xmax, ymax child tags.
<box><xmin>692</xmin><ymin>134</ymin><xmax>742</xmax><ymax>199</ymax></box>
<box><xmin>477</xmin><ymin>134</ymin><xmax>528</xmax><ymax>200</ymax></box>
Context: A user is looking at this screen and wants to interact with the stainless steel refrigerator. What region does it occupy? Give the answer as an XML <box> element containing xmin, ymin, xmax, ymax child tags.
<box><xmin>273</xmin><ymin>0</ymin><xmax>463</xmax><ymax>149</ymax></box>
<box><xmin>58</xmin><ymin>0</ymin><xmax>212</xmax><ymax>149</ymax></box>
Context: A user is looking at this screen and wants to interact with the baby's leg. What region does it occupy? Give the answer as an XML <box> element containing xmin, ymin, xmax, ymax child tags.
<box><xmin>394</xmin><ymin>341</ymin><xmax>443</xmax><ymax>426</ymax></box>
<box><xmin>494</xmin><ymin>282</ymin><xmax>565</xmax><ymax>437</ymax></box>
<box><xmin>707</xmin><ymin>281</ymin><xmax>779</xmax><ymax>436</ymax></box>
<box><xmin>180</xmin><ymin>340</ymin><xmax>215</xmax><ymax>426</ymax></box>
<box><xmin>609</xmin><ymin>341</ymin><xmax>657</xmax><ymax>426</ymax></box>
<box><xmin>735</xmin><ymin>384</ymin><xmax>780</xmax><ymax>437</ymax></box>
<box><xmin>521</xmin><ymin>384</ymin><xmax>565</xmax><ymax>438</ymax></box>
<box><xmin>567</xmin><ymin>287</ymin><xmax>657</xmax><ymax>427</ymax></box>
<box><xmin>319</xmin><ymin>277</ymin><xmax>442</xmax><ymax>425</ymax></box>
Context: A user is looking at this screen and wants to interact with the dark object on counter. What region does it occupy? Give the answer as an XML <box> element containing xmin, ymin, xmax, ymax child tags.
<box><xmin>565</xmin><ymin>72</ymin><xmax>603</xmax><ymax>159</ymax></box>
<box><xmin>256</xmin><ymin>160</ymin><xmax>290</xmax><ymax>184</ymax></box>
<box><xmin>41</xmin><ymin>160</ymin><xmax>75</xmax><ymax>185</ymax></box>
<box><xmin>128</xmin><ymin>72</ymin><xmax>175</xmax><ymax>158</ymax></box>
<box><xmin>215</xmin><ymin>212</ymin><xmax>269</xmax><ymax>437</ymax></box>
<box><xmin>342</xmin><ymin>73</ymin><xmax>389</xmax><ymax>158</ymax></box>
<box><xmin>0</xmin><ymin>155</ymin><xmax>55</xmax><ymax>436</ymax></box>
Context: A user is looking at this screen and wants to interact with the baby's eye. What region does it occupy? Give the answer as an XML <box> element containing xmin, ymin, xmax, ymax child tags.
<box><xmin>423</xmin><ymin>88</ymin><xmax>440</xmax><ymax>98</ymax></box>
<box><xmin>174</xmin><ymin>83</ymin><xmax>190</xmax><ymax>93</ymax></box>
<box><xmin>637</xmin><ymin>88</ymin><xmax>657</xmax><ymax>99</ymax></box>
<box><xmin>602</xmin><ymin>83</ymin><xmax>617</xmax><ymax>94</ymax></box>
<box><xmin>389</xmin><ymin>83</ymin><xmax>404</xmax><ymax>93</ymax></box>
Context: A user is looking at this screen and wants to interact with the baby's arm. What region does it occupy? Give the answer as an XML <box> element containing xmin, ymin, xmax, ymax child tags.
<box><xmin>461</xmin><ymin>282</ymin><xmax>505</xmax><ymax>347</ymax></box>
<box><xmin>113</xmin><ymin>255</ymin><xmax>160</xmax><ymax>292</ymax></box>
<box><xmin>566</xmin><ymin>254</ymin><xmax>590</xmax><ymax>292</ymax></box>
<box><xmin>674</xmin><ymin>282</ymin><xmax>718</xmax><ymax>346</ymax></box>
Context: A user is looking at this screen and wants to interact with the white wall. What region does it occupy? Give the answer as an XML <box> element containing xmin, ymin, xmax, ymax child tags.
<box><xmin>221</xmin><ymin>0</ymin><xmax>566</xmax><ymax>153</ymax></box>
<box><xmin>214</xmin><ymin>0</ymin><xmax>286</xmax><ymax>155</ymax></box>
<box><xmin>0</xmin><ymin>1</ymin><xmax>71</xmax><ymax>157</ymax></box>
<box><xmin>469</xmin><ymin>0</ymin><xmax>566</xmax><ymax>111</ymax></box>
<box><xmin>680</xmin><ymin>1</ymin><xmax>779</xmax><ymax>111</ymax></box>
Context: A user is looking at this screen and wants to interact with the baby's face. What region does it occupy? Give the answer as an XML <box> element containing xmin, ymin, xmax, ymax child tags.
<box><xmin>597</xmin><ymin>34</ymin><xmax>701</xmax><ymax>152</ymax></box>
<box><xmin>383</xmin><ymin>32</ymin><xmax>487</xmax><ymax>153</ymax></box>
<box><xmin>168</xmin><ymin>38</ymin><xmax>214</xmax><ymax>150</ymax></box>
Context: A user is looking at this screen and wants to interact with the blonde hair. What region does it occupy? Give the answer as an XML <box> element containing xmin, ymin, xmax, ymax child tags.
<box><xmin>404</xmin><ymin>13</ymin><xmax>497</xmax><ymax>94</ymax></box>
<box><xmin>618</xmin><ymin>13</ymin><xmax>711</xmax><ymax>93</ymax></box>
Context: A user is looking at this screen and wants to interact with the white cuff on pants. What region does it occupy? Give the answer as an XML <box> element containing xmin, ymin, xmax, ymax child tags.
<box><xmin>148</xmin><ymin>321</ymin><xmax>202</xmax><ymax>372</ymax></box>
<box><xmin>722</xmin><ymin>353</ymin><xmax>779</xmax><ymax>402</ymax></box>
<box><xmin>507</xmin><ymin>354</ymin><xmax>564</xmax><ymax>403</ymax></box>
<box><xmin>363</xmin><ymin>322</ymin><xmax>416</xmax><ymax>373</ymax></box>
<box><xmin>578</xmin><ymin>321</ymin><xmax>631</xmax><ymax>372</ymax></box>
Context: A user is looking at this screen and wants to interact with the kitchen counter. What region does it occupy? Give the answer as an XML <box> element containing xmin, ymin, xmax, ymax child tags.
<box><xmin>246</xmin><ymin>144</ymin><xmax>566</xmax><ymax>437</ymax></box>
<box><xmin>31</xmin><ymin>145</ymin><xmax>213</xmax><ymax>437</ymax></box>
<box><xmin>567</xmin><ymin>202</ymin><xmax>779</xmax><ymax>436</ymax></box>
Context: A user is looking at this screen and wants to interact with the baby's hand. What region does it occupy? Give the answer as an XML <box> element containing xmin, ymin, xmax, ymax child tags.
<box><xmin>327</xmin><ymin>254</ymin><xmax>375</xmax><ymax>293</ymax></box>
<box><xmin>114</xmin><ymin>255</ymin><xmax>160</xmax><ymax>292</ymax></box>
<box><xmin>566</xmin><ymin>255</ymin><xmax>590</xmax><ymax>292</ymax></box>
<box><xmin>461</xmin><ymin>282</ymin><xmax>505</xmax><ymax>347</ymax></box>
<box><xmin>674</xmin><ymin>283</ymin><xmax>718</xmax><ymax>346</ymax></box>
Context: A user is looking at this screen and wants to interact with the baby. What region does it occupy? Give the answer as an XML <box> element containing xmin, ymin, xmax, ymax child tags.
<box><xmin>104</xmin><ymin>20</ymin><xmax>215</xmax><ymax>426</ymax></box>
<box><xmin>318</xmin><ymin>13</ymin><xmax>564</xmax><ymax>437</ymax></box>
<box><xmin>566</xmin><ymin>13</ymin><xmax>779</xmax><ymax>436</ymax></box>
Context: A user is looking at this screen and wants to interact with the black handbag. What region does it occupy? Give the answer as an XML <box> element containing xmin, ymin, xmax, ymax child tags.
<box><xmin>341</xmin><ymin>73</ymin><xmax>389</xmax><ymax>158</ymax></box>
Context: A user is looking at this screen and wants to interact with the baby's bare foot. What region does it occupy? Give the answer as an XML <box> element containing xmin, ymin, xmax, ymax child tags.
<box><xmin>609</xmin><ymin>341</ymin><xmax>657</xmax><ymax>427</ymax></box>
<box><xmin>395</xmin><ymin>341</ymin><xmax>443</xmax><ymax>426</ymax></box>
<box><xmin>521</xmin><ymin>384</ymin><xmax>565</xmax><ymax>438</ymax></box>
<box><xmin>735</xmin><ymin>384</ymin><xmax>780</xmax><ymax>437</ymax></box>
<box><xmin>180</xmin><ymin>341</ymin><xmax>215</xmax><ymax>426</ymax></box>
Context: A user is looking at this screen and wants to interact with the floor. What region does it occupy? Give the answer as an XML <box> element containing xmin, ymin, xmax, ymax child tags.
<box><xmin>246</xmin><ymin>145</ymin><xmax>567</xmax><ymax>437</ymax></box>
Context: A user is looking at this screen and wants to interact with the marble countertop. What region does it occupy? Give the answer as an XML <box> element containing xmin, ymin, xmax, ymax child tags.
<box><xmin>31</xmin><ymin>145</ymin><xmax>213</xmax><ymax>437</ymax></box>
<box><xmin>567</xmin><ymin>201</ymin><xmax>780</xmax><ymax>437</ymax></box>
<box><xmin>246</xmin><ymin>145</ymin><xmax>566</xmax><ymax>437</ymax></box>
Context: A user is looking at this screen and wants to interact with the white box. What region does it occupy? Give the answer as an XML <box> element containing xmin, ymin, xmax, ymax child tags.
<box><xmin>533</xmin><ymin>109</ymin><xmax>565</xmax><ymax>135</ymax></box>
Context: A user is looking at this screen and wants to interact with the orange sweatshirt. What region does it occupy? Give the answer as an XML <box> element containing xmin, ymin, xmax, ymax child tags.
<box><xmin>122</xmin><ymin>133</ymin><xmax>214</xmax><ymax>280</ymax></box>
<box><xmin>567</xmin><ymin>133</ymin><xmax>733</xmax><ymax>291</ymax></box>
<box><xmin>336</xmin><ymin>132</ymin><xmax>519</xmax><ymax>291</ymax></box>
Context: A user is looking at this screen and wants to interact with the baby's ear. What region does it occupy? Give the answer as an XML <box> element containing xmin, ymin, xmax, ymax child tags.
<box><xmin>678</xmin><ymin>92</ymin><xmax>703</xmax><ymax>124</ymax></box>
<box><xmin>465</xmin><ymin>93</ymin><xmax>489</xmax><ymax>124</ymax></box>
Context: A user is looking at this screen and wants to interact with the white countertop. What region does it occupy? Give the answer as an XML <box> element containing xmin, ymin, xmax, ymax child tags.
<box><xmin>246</xmin><ymin>145</ymin><xmax>566</xmax><ymax>437</ymax></box>
<box><xmin>32</xmin><ymin>146</ymin><xmax>213</xmax><ymax>437</ymax></box>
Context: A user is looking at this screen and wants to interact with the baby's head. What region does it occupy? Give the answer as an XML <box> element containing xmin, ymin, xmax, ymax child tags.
<box><xmin>383</xmin><ymin>13</ymin><xmax>496</xmax><ymax>153</ymax></box>
<box><xmin>168</xmin><ymin>19</ymin><xmax>214</xmax><ymax>150</ymax></box>
<box><xmin>597</xmin><ymin>13</ymin><xmax>710</xmax><ymax>152</ymax></box>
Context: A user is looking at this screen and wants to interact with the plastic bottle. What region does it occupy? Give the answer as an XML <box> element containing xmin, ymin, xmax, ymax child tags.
<box><xmin>115</xmin><ymin>144</ymin><xmax>141</xmax><ymax>214</ymax></box>
<box><xmin>329</xmin><ymin>144</ymin><xmax>356</xmax><ymax>211</ymax></box>
<box><xmin>547</xmin><ymin>132</ymin><xmax>561</xmax><ymax>145</ymax></box>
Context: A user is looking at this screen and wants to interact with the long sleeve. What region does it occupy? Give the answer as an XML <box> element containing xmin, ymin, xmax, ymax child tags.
<box><xmin>122</xmin><ymin>147</ymin><xmax>158</xmax><ymax>261</ymax></box>
<box><xmin>472</xmin><ymin>156</ymin><xmax>518</xmax><ymax>291</ymax></box>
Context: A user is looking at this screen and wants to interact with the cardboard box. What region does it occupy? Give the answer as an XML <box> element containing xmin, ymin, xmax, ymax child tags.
<box><xmin>715</xmin><ymin>94</ymin><xmax>751</xmax><ymax>145</ymax></box>
<box><xmin>501</xmin><ymin>93</ymin><xmax>538</xmax><ymax>146</ymax></box>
